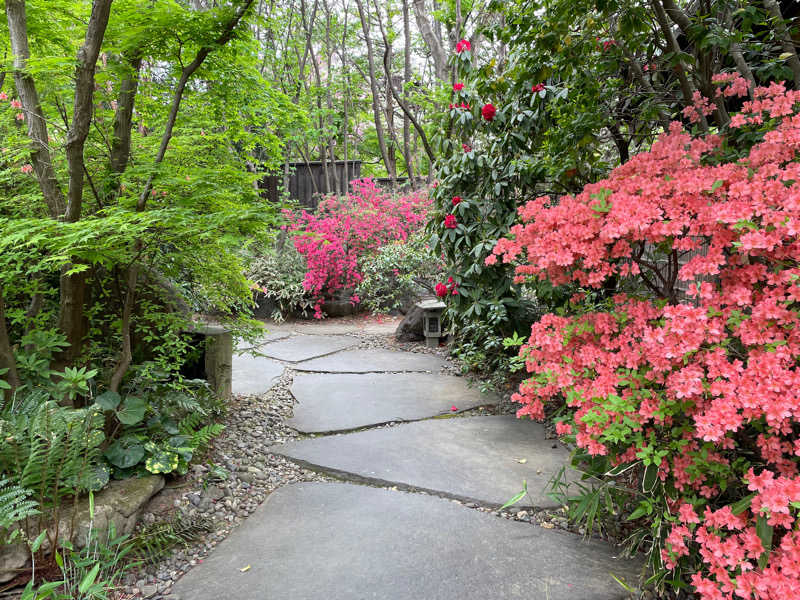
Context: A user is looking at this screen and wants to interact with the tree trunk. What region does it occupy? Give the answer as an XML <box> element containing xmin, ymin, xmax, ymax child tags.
<box><xmin>412</xmin><ymin>0</ymin><xmax>448</xmax><ymax>81</ymax></box>
<box><xmin>402</xmin><ymin>0</ymin><xmax>414</xmax><ymax>183</ymax></box>
<box><xmin>373</xmin><ymin>0</ymin><xmax>435</xmax><ymax>164</ymax></box>
<box><xmin>651</xmin><ymin>0</ymin><xmax>709</xmax><ymax>132</ymax></box>
<box><xmin>0</xmin><ymin>288</ymin><xmax>20</xmax><ymax>400</ymax></box>
<box><xmin>322</xmin><ymin>0</ymin><xmax>339</xmax><ymax>192</ymax></box>
<box><xmin>763</xmin><ymin>0</ymin><xmax>800</xmax><ymax>89</ymax></box>
<box><xmin>355</xmin><ymin>0</ymin><xmax>394</xmax><ymax>179</ymax></box>
<box><xmin>110</xmin><ymin>54</ymin><xmax>144</xmax><ymax>176</ymax></box>
<box><xmin>64</xmin><ymin>0</ymin><xmax>114</xmax><ymax>223</ymax></box>
<box><xmin>5</xmin><ymin>0</ymin><xmax>66</xmax><ymax>219</ymax></box>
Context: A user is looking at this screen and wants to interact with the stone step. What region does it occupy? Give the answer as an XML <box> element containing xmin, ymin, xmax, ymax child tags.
<box><xmin>231</xmin><ymin>353</ymin><xmax>284</xmax><ymax>396</ymax></box>
<box><xmin>255</xmin><ymin>334</ymin><xmax>359</xmax><ymax>363</ymax></box>
<box><xmin>170</xmin><ymin>482</ymin><xmax>641</xmax><ymax>600</ymax></box>
<box><xmin>293</xmin><ymin>349</ymin><xmax>447</xmax><ymax>373</ymax></box>
<box><xmin>270</xmin><ymin>416</ymin><xmax>579</xmax><ymax>508</ymax></box>
<box><xmin>287</xmin><ymin>372</ymin><xmax>499</xmax><ymax>433</ymax></box>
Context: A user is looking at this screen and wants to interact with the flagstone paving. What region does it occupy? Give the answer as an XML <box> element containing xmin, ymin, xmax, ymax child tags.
<box><xmin>271</xmin><ymin>416</ymin><xmax>576</xmax><ymax>507</ymax></box>
<box><xmin>255</xmin><ymin>334</ymin><xmax>359</xmax><ymax>362</ymax></box>
<box><xmin>235</xmin><ymin>331</ymin><xmax>291</xmax><ymax>351</ymax></box>
<box><xmin>176</xmin><ymin>321</ymin><xmax>640</xmax><ymax>599</ymax></box>
<box><xmin>231</xmin><ymin>353</ymin><xmax>284</xmax><ymax>396</ymax></box>
<box><xmin>293</xmin><ymin>348</ymin><xmax>447</xmax><ymax>372</ymax></box>
<box><xmin>171</xmin><ymin>482</ymin><xmax>641</xmax><ymax>600</ymax></box>
<box><xmin>287</xmin><ymin>372</ymin><xmax>499</xmax><ymax>432</ymax></box>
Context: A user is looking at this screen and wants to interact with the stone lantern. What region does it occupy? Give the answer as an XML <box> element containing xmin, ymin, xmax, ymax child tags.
<box><xmin>416</xmin><ymin>299</ymin><xmax>446</xmax><ymax>348</ymax></box>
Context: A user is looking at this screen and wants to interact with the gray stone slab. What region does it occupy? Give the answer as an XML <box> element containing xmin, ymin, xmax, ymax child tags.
<box><xmin>293</xmin><ymin>321</ymin><xmax>361</xmax><ymax>335</ymax></box>
<box><xmin>231</xmin><ymin>353</ymin><xmax>284</xmax><ymax>396</ymax></box>
<box><xmin>256</xmin><ymin>334</ymin><xmax>358</xmax><ymax>362</ymax></box>
<box><xmin>293</xmin><ymin>349</ymin><xmax>447</xmax><ymax>373</ymax></box>
<box><xmin>235</xmin><ymin>331</ymin><xmax>291</xmax><ymax>351</ymax></box>
<box><xmin>271</xmin><ymin>416</ymin><xmax>576</xmax><ymax>507</ymax></box>
<box><xmin>287</xmin><ymin>373</ymin><xmax>499</xmax><ymax>433</ymax></box>
<box><xmin>293</xmin><ymin>318</ymin><xmax>402</xmax><ymax>336</ymax></box>
<box><xmin>171</xmin><ymin>482</ymin><xmax>640</xmax><ymax>600</ymax></box>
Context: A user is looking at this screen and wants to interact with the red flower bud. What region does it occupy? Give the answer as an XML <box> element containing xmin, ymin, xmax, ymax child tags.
<box><xmin>455</xmin><ymin>39</ymin><xmax>471</xmax><ymax>53</ymax></box>
<box><xmin>444</xmin><ymin>214</ymin><xmax>457</xmax><ymax>229</ymax></box>
<box><xmin>531</xmin><ymin>83</ymin><xmax>545</xmax><ymax>93</ymax></box>
<box><xmin>452</xmin><ymin>196</ymin><xmax>462</xmax><ymax>206</ymax></box>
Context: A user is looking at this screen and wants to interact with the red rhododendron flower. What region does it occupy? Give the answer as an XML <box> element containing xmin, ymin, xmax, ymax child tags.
<box><xmin>531</xmin><ymin>83</ymin><xmax>545</xmax><ymax>93</ymax></box>
<box><xmin>454</xmin><ymin>83</ymin><xmax>464</xmax><ymax>91</ymax></box>
<box><xmin>462</xmin><ymin>143</ymin><xmax>471</xmax><ymax>153</ymax></box>
<box><xmin>481</xmin><ymin>103</ymin><xmax>496</xmax><ymax>121</ymax></box>
<box><xmin>452</xmin><ymin>196</ymin><xmax>462</xmax><ymax>206</ymax></box>
<box><xmin>435</xmin><ymin>282</ymin><xmax>448</xmax><ymax>298</ymax></box>
<box><xmin>455</xmin><ymin>39</ymin><xmax>471</xmax><ymax>53</ymax></box>
<box><xmin>447</xmin><ymin>277</ymin><xmax>459</xmax><ymax>295</ymax></box>
<box><xmin>444</xmin><ymin>214</ymin><xmax>457</xmax><ymax>229</ymax></box>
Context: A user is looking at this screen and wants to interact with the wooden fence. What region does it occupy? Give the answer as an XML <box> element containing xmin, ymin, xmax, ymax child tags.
<box><xmin>259</xmin><ymin>160</ymin><xmax>362</xmax><ymax>209</ymax></box>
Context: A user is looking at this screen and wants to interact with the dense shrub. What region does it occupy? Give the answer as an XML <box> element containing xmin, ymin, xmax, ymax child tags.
<box><xmin>284</xmin><ymin>179</ymin><xmax>430</xmax><ymax>317</ymax></box>
<box><xmin>245</xmin><ymin>240</ymin><xmax>315</xmax><ymax>321</ymax></box>
<box><xmin>492</xmin><ymin>78</ymin><xmax>800</xmax><ymax>598</ymax></box>
<box><xmin>355</xmin><ymin>232</ymin><xmax>444</xmax><ymax>314</ymax></box>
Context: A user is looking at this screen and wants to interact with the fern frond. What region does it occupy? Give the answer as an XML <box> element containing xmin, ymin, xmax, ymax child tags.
<box><xmin>0</xmin><ymin>476</ymin><xmax>39</xmax><ymax>535</ymax></box>
<box><xmin>128</xmin><ymin>514</ymin><xmax>213</xmax><ymax>564</ymax></box>
<box><xmin>190</xmin><ymin>424</ymin><xmax>225</xmax><ymax>452</ymax></box>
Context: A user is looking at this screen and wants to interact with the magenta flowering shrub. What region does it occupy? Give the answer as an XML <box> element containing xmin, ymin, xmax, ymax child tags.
<box><xmin>491</xmin><ymin>79</ymin><xmax>800</xmax><ymax>598</ymax></box>
<box><xmin>285</xmin><ymin>179</ymin><xmax>430</xmax><ymax>318</ymax></box>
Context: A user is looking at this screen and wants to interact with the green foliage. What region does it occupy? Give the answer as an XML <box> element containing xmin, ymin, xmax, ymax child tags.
<box><xmin>128</xmin><ymin>513</ymin><xmax>212</xmax><ymax>565</ymax></box>
<box><xmin>244</xmin><ymin>238</ymin><xmax>315</xmax><ymax>321</ymax></box>
<box><xmin>100</xmin><ymin>380</ymin><xmax>224</xmax><ymax>477</ymax></box>
<box><xmin>0</xmin><ymin>390</ymin><xmax>107</xmax><ymax>508</ymax></box>
<box><xmin>21</xmin><ymin>494</ymin><xmax>138</xmax><ymax>600</ymax></box>
<box><xmin>0</xmin><ymin>476</ymin><xmax>39</xmax><ymax>545</ymax></box>
<box><xmin>356</xmin><ymin>231</ymin><xmax>444</xmax><ymax>313</ymax></box>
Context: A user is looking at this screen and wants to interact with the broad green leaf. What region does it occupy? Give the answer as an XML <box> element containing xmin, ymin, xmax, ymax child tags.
<box><xmin>95</xmin><ymin>390</ymin><xmax>121</xmax><ymax>411</ymax></box>
<box><xmin>104</xmin><ymin>437</ymin><xmax>145</xmax><ymax>469</ymax></box>
<box><xmin>117</xmin><ymin>396</ymin><xmax>147</xmax><ymax>425</ymax></box>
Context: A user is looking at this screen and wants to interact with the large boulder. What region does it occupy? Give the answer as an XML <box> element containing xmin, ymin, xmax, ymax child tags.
<box><xmin>0</xmin><ymin>541</ymin><xmax>28</xmax><ymax>584</ymax></box>
<box><xmin>0</xmin><ymin>474</ymin><xmax>165</xmax><ymax>581</ymax></box>
<box><xmin>395</xmin><ymin>303</ymin><xmax>426</xmax><ymax>342</ymax></box>
<box><xmin>63</xmin><ymin>475</ymin><xmax>165</xmax><ymax>549</ymax></box>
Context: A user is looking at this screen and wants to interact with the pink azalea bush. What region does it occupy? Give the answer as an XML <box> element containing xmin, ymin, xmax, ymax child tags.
<box><xmin>285</xmin><ymin>178</ymin><xmax>430</xmax><ymax>318</ymax></box>
<box><xmin>491</xmin><ymin>78</ymin><xmax>800</xmax><ymax>598</ymax></box>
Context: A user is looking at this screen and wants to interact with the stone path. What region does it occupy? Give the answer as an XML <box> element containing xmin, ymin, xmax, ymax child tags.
<box><xmin>175</xmin><ymin>319</ymin><xmax>641</xmax><ymax>599</ymax></box>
